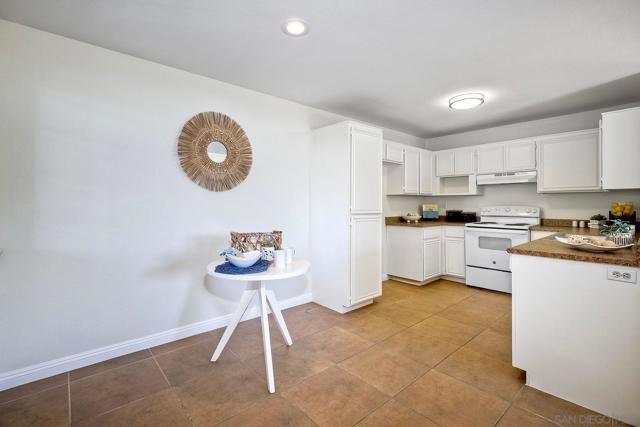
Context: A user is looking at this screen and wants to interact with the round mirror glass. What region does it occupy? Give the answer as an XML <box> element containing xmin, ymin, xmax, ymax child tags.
<box><xmin>207</xmin><ymin>141</ymin><xmax>228</xmax><ymax>163</ymax></box>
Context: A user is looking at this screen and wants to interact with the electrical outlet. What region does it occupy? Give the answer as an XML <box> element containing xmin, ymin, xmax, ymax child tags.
<box><xmin>607</xmin><ymin>267</ymin><xmax>637</xmax><ymax>283</ymax></box>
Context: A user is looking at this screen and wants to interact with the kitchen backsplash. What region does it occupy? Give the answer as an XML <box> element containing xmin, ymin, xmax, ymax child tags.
<box><xmin>385</xmin><ymin>183</ymin><xmax>640</xmax><ymax>220</ymax></box>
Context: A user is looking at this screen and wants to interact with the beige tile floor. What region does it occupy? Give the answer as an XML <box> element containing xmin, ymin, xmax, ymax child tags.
<box><xmin>0</xmin><ymin>279</ymin><xmax>628</xmax><ymax>427</ymax></box>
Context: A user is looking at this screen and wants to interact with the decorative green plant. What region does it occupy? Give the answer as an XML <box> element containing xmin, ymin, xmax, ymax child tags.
<box><xmin>600</xmin><ymin>219</ymin><xmax>631</xmax><ymax>236</ymax></box>
<box><xmin>590</xmin><ymin>214</ymin><xmax>606</xmax><ymax>221</ymax></box>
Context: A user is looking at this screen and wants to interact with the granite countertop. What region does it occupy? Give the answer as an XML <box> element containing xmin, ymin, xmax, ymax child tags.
<box><xmin>529</xmin><ymin>225</ymin><xmax>605</xmax><ymax>236</ymax></box>
<box><xmin>509</xmin><ymin>226</ymin><xmax>640</xmax><ymax>267</ymax></box>
<box><xmin>385</xmin><ymin>217</ymin><xmax>469</xmax><ymax>228</ymax></box>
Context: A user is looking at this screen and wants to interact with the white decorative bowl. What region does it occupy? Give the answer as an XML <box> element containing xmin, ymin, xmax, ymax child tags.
<box><xmin>227</xmin><ymin>250</ymin><xmax>262</xmax><ymax>268</ymax></box>
<box><xmin>555</xmin><ymin>235</ymin><xmax>634</xmax><ymax>253</ymax></box>
<box><xmin>403</xmin><ymin>214</ymin><xmax>421</xmax><ymax>222</ymax></box>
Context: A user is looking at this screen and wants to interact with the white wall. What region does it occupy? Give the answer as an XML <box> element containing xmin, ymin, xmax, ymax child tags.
<box><xmin>0</xmin><ymin>20</ymin><xmax>420</xmax><ymax>377</ymax></box>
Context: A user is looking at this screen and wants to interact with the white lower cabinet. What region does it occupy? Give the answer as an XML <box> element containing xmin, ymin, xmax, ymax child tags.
<box><xmin>423</xmin><ymin>239</ymin><xmax>442</xmax><ymax>280</ymax></box>
<box><xmin>350</xmin><ymin>215</ymin><xmax>382</xmax><ymax>305</ymax></box>
<box><xmin>386</xmin><ymin>225</ymin><xmax>465</xmax><ymax>283</ymax></box>
<box><xmin>444</xmin><ymin>238</ymin><xmax>465</xmax><ymax>278</ymax></box>
<box><xmin>386</xmin><ymin>226</ymin><xmax>424</xmax><ymax>281</ymax></box>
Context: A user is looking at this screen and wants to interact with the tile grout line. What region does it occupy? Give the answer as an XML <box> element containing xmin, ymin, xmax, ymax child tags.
<box><xmin>151</xmin><ymin>354</ymin><xmax>172</xmax><ymax>387</ymax></box>
<box><xmin>493</xmin><ymin>400</ymin><xmax>515</xmax><ymax>426</ymax></box>
<box><xmin>379</xmin><ymin>284</ymin><xmax>518</xmax><ymax>425</ymax></box>
<box><xmin>6</xmin><ymin>281</ymin><xmax>517</xmax><ymax>427</ymax></box>
<box><xmin>364</xmin><ymin>286</ymin><xmax>482</xmax><ymax>353</ymax></box>
<box><xmin>368</xmin><ymin>286</ymin><xmax>490</xmax><ymax>407</ymax></box>
<box><xmin>507</xmin><ymin>385</ymin><xmax>565</xmax><ymax>427</ymax></box>
<box><xmin>339</xmin><ymin>352</ymin><xmax>450</xmax><ymax>427</ymax></box>
<box><xmin>0</xmin><ymin>381</ymin><xmax>68</xmax><ymax>406</ymax></box>
<box><xmin>90</xmin><ymin>391</ymin><xmax>164</xmax><ymax>420</ymax></box>
<box><xmin>280</xmin><ymin>364</ymin><xmax>387</xmax><ymax>427</ymax></box>
<box><xmin>149</xmin><ymin>334</ymin><xmax>216</xmax><ymax>357</ymax></box>
<box><xmin>514</xmin><ymin>405</ymin><xmax>564</xmax><ymax>426</ymax></box>
<box><xmin>77</xmin><ymin>357</ymin><xmax>179</xmax><ymax>421</ymax></box>
<box><xmin>492</xmin><ymin>385</ymin><xmax>527</xmax><ymax>427</ymax></box>
<box><xmin>68</xmin><ymin>351</ymin><xmax>155</xmax><ymax>384</ymax></box>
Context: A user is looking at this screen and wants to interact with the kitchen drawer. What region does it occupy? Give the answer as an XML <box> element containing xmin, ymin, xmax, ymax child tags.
<box><xmin>423</xmin><ymin>227</ymin><xmax>442</xmax><ymax>240</ymax></box>
<box><xmin>443</xmin><ymin>226</ymin><xmax>465</xmax><ymax>238</ymax></box>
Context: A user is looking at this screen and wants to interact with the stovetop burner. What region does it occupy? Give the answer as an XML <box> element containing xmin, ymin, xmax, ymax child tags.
<box><xmin>505</xmin><ymin>223</ymin><xmax>529</xmax><ymax>226</ymax></box>
<box><xmin>477</xmin><ymin>221</ymin><xmax>497</xmax><ymax>224</ymax></box>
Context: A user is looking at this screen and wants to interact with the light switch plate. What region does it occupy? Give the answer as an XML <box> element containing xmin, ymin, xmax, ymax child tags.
<box><xmin>607</xmin><ymin>267</ymin><xmax>637</xmax><ymax>283</ymax></box>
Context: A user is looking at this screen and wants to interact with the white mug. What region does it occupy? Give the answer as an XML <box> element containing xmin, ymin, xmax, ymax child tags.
<box><xmin>284</xmin><ymin>247</ymin><xmax>295</xmax><ymax>264</ymax></box>
<box><xmin>274</xmin><ymin>250</ymin><xmax>286</xmax><ymax>269</ymax></box>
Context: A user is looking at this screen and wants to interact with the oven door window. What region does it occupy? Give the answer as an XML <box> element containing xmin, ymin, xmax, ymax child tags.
<box><xmin>478</xmin><ymin>236</ymin><xmax>511</xmax><ymax>251</ymax></box>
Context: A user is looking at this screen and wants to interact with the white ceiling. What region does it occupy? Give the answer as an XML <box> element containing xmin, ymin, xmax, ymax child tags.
<box><xmin>2</xmin><ymin>0</ymin><xmax>640</xmax><ymax>137</ymax></box>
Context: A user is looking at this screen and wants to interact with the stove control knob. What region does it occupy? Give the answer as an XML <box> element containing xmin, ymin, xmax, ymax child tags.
<box><xmin>505</xmin><ymin>208</ymin><xmax>511</xmax><ymax>212</ymax></box>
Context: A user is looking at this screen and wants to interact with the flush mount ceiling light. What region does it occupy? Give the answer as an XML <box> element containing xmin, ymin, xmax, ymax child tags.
<box><xmin>282</xmin><ymin>18</ymin><xmax>310</xmax><ymax>36</ymax></box>
<box><xmin>449</xmin><ymin>93</ymin><xmax>485</xmax><ymax>110</ymax></box>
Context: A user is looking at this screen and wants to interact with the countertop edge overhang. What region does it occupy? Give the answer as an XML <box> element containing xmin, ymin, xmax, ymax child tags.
<box><xmin>509</xmin><ymin>228</ymin><xmax>640</xmax><ymax>267</ymax></box>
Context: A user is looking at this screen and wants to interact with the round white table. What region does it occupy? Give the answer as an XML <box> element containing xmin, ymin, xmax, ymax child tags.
<box><xmin>206</xmin><ymin>258</ymin><xmax>310</xmax><ymax>393</ymax></box>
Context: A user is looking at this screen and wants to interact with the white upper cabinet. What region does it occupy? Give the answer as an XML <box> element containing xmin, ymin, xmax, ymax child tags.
<box><xmin>505</xmin><ymin>140</ymin><xmax>536</xmax><ymax>171</ymax></box>
<box><xmin>436</xmin><ymin>148</ymin><xmax>475</xmax><ymax>176</ymax></box>
<box><xmin>403</xmin><ymin>148</ymin><xmax>420</xmax><ymax>194</ymax></box>
<box><xmin>602</xmin><ymin>107</ymin><xmax>640</xmax><ymax>189</ymax></box>
<box><xmin>477</xmin><ymin>144</ymin><xmax>504</xmax><ymax>174</ymax></box>
<box><xmin>383</xmin><ymin>142</ymin><xmax>404</xmax><ymax>164</ymax></box>
<box><xmin>350</xmin><ymin>125</ymin><xmax>382</xmax><ymax>212</ymax></box>
<box><xmin>537</xmin><ymin>129</ymin><xmax>601</xmax><ymax>193</ymax></box>
<box><xmin>385</xmin><ymin>143</ymin><xmax>433</xmax><ymax>195</ymax></box>
<box><xmin>419</xmin><ymin>150</ymin><xmax>433</xmax><ymax>195</ymax></box>
<box><xmin>454</xmin><ymin>149</ymin><xmax>475</xmax><ymax>175</ymax></box>
<box><xmin>436</xmin><ymin>151</ymin><xmax>455</xmax><ymax>176</ymax></box>
<box><xmin>476</xmin><ymin>139</ymin><xmax>536</xmax><ymax>175</ymax></box>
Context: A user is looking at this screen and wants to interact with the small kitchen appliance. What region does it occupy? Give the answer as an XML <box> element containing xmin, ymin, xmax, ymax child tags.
<box><xmin>465</xmin><ymin>205</ymin><xmax>540</xmax><ymax>293</ymax></box>
<box><xmin>446</xmin><ymin>210</ymin><xmax>477</xmax><ymax>223</ymax></box>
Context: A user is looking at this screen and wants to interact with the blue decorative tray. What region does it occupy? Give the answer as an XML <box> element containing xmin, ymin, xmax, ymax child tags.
<box><xmin>214</xmin><ymin>259</ymin><xmax>270</xmax><ymax>275</ymax></box>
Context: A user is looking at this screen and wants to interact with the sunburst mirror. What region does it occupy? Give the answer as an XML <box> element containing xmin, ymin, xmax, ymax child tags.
<box><xmin>177</xmin><ymin>112</ymin><xmax>252</xmax><ymax>191</ymax></box>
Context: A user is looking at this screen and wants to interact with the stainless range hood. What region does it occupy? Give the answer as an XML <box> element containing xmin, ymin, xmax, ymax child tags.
<box><xmin>476</xmin><ymin>170</ymin><xmax>537</xmax><ymax>185</ymax></box>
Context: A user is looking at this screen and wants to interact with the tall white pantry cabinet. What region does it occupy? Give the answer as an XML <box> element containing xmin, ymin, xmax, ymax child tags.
<box><xmin>310</xmin><ymin>121</ymin><xmax>383</xmax><ymax>313</ymax></box>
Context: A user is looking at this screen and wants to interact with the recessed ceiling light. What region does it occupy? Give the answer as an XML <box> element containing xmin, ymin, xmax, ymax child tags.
<box><xmin>449</xmin><ymin>93</ymin><xmax>485</xmax><ymax>110</ymax></box>
<box><xmin>282</xmin><ymin>19</ymin><xmax>309</xmax><ymax>37</ymax></box>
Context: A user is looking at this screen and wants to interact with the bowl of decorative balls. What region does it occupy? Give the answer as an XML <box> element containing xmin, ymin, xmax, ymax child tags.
<box><xmin>402</xmin><ymin>213</ymin><xmax>421</xmax><ymax>223</ymax></box>
<box><xmin>555</xmin><ymin>233</ymin><xmax>634</xmax><ymax>253</ymax></box>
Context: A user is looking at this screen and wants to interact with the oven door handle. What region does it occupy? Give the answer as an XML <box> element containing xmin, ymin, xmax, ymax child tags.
<box><xmin>465</xmin><ymin>228</ymin><xmax>529</xmax><ymax>236</ymax></box>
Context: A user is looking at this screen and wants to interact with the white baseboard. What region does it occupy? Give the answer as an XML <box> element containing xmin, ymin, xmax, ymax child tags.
<box><xmin>441</xmin><ymin>275</ymin><xmax>466</xmax><ymax>284</ymax></box>
<box><xmin>0</xmin><ymin>292</ymin><xmax>313</xmax><ymax>392</ymax></box>
<box><xmin>386</xmin><ymin>274</ymin><xmax>467</xmax><ymax>286</ymax></box>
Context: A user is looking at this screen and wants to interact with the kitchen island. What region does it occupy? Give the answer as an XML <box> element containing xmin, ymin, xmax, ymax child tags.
<box><xmin>508</xmin><ymin>232</ymin><xmax>640</xmax><ymax>426</ymax></box>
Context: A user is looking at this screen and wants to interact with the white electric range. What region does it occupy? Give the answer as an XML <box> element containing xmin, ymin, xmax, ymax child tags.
<box><xmin>464</xmin><ymin>206</ymin><xmax>540</xmax><ymax>293</ymax></box>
